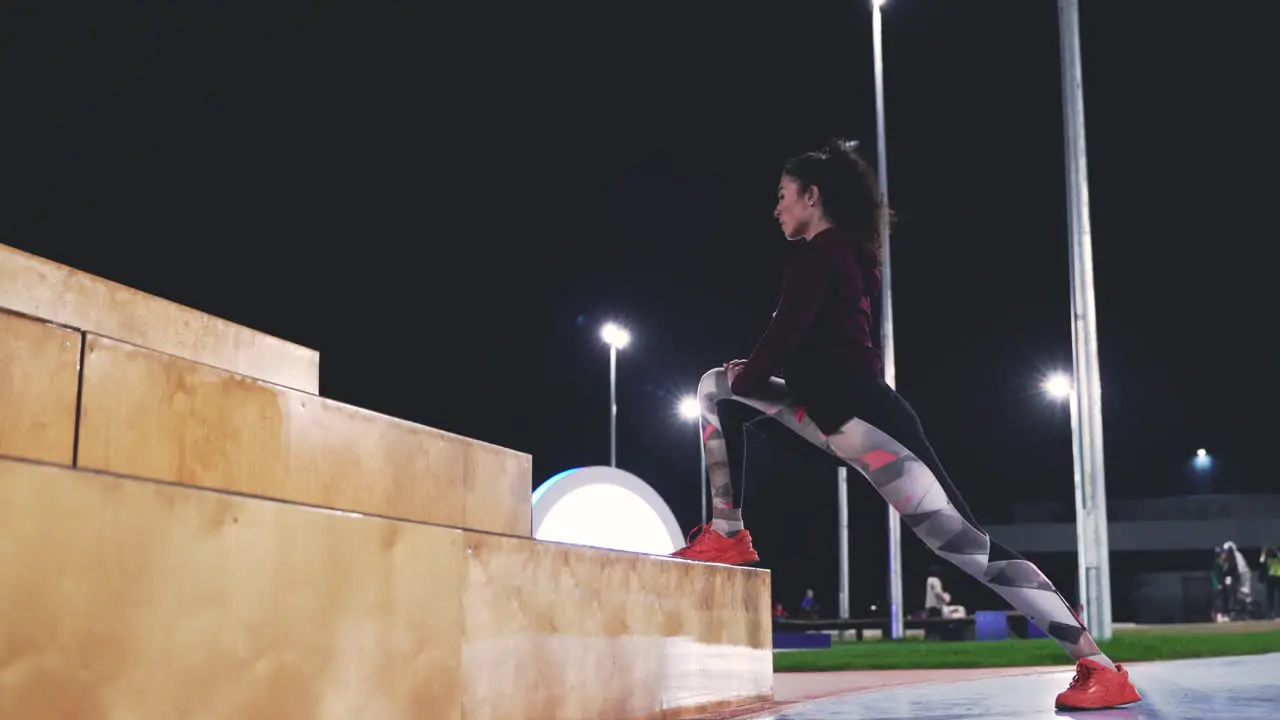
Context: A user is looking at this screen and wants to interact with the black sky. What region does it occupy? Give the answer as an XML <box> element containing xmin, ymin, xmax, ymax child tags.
<box><xmin>3</xmin><ymin>1</ymin><xmax>1276</xmax><ymax>612</ymax></box>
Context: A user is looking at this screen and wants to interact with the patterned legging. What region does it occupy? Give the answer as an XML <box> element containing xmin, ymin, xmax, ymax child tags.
<box><xmin>697</xmin><ymin>367</ymin><xmax>1104</xmax><ymax>662</ymax></box>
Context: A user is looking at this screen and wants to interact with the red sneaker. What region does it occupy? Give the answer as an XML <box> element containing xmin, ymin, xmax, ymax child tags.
<box><xmin>671</xmin><ymin>523</ymin><xmax>760</xmax><ymax>566</ymax></box>
<box><xmin>1055</xmin><ymin>658</ymin><xmax>1142</xmax><ymax>710</ymax></box>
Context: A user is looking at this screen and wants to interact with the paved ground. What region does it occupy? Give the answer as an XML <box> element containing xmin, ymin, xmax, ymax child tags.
<box><xmin>698</xmin><ymin>667</ymin><xmax>1063</xmax><ymax>719</ymax></box>
<box><xmin>712</xmin><ymin>653</ymin><xmax>1278</xmax><ymax>720</ymax></box>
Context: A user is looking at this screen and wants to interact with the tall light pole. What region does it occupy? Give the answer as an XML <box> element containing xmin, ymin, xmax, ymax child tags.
<box><xmin>1057</xmin><ymin>0</ymin><xmax>1112</xmax><ymax>641</ymax></box>
<box><xmin>601</xmin><ymin>322</ymin><xmax>631</xmax><ymax>468</ymax></box>
<box><xmin>871</xmin><ymin>0</ymin><xmax>905</xmax><ymax>642</ymax></box>
<box><xmin>1042</xmin><ymin>371</ymin><xmax>1088</xmax><ymax>629</ymax></box>
<box><xmin>677</xmin><ymin>395</ymin><xmax>706</xmax><ymax>522</ymax></box>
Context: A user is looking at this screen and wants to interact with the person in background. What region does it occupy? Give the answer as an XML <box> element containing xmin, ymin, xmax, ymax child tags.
<box><xmin>1260</xmin><ymin>545</ymin><xmax>1280</xmax><ymax>620</ymax></box>
<box><xmin>924</xmin><ymin>566</ymin><xmax>967</xmax><ymax>619</ymax></box>
<box><xmin>1223</xmin><ymin>541</ymin><xmax>1253</xmax><ymax>619</ymax></box>
<box><xmin>800</xmin><ymin>588</ymin><xmax>821</xmax><ymax>619</ymax></box>
<box><xmin>1208</xmin><ymin>543</ymin><xmax>1228</xmax><ymax>617</ymax></box>
<box><xmin>1211</xmin><ymin>545</ymin><xmax>1231</xmax><ymax>623</ymax></box>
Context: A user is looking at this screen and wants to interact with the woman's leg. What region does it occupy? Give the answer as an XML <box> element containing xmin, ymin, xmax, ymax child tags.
<box><xmin>826</xmin><ymin>379</ymin><xmax>1140</xmax><ymax>709</ymax></box>
<box><xmin>685</xmin><ymin>366</ymin><xmax>1103</xmax><ymax>658</ymax></box>
<box><xmin>821</xmin><ymin>377</ymin><xmax>1121</xmax><ymax>671</ymax></box>
<box><xmin>682</xmin><ymin>369</ymin><xmax>1135</xmax><ymax>694</ymax></box>
<box><xmin>700</xmin><ymin>368</ymin><xmax>828</xmax><ymax>529</ymax></box>
<box><xmin>673</xmin><ymin>368</ymin><xmax>829</xmax><ymax>563</ymax></box>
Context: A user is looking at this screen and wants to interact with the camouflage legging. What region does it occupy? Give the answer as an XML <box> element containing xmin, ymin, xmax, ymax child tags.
<box><xmin>696</xmin><ymin>367</ymin><xmax>1107</xmax><ymax>664</ymax></box>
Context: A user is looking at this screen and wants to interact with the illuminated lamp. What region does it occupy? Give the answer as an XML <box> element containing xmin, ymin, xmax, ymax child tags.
<box><xmin>531</xmin><ymin>466</ymin><xmax>684</xmax><ymax>555</ymax></box>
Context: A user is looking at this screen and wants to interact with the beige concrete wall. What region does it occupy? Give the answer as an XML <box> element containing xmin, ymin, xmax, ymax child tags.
<box><xmin>0</xmin><ymin>243</ymin><xmax>319</xmax><ymax>394</ymax></box>
<box><xmin>0</xmin><ymin>459</ymin><xmax>773</xmax><ymax>719</ymax></box>
<box><xmin>76</xmin><ymin>334</ymin><xmax>532</xmax><ymax>537</ymax></box>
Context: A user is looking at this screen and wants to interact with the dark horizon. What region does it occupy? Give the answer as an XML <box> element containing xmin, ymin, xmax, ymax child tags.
<box><xmin>3</xmin><ymin>1</ymin><xmax>1273</xmax><ymax>614</ymax></box>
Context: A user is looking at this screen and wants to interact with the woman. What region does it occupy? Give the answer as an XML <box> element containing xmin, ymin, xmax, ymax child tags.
<box><xmin>671</xmin><ymin>139</ymin><xmax>1141</xmax><ymax>711</ymax></box>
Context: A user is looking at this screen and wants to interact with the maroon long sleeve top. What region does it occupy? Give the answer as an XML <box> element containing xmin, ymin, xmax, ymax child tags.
<box><xmin>731</xmin><ymin>226</ymin><xmax>884</xmax><ymax>404</ymax></box>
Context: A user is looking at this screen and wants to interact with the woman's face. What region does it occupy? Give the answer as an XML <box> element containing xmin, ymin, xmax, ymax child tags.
<box><xmin>775</xmin><ymin>175</ymin><xmax>818</xmax><ymax>241</ymax></box>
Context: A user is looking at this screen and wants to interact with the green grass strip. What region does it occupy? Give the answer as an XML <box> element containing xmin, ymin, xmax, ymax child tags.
<box><xmin>773</xmin><ymin>631</ymin><xmax>1280</xmax><ymax>672</ymax></box>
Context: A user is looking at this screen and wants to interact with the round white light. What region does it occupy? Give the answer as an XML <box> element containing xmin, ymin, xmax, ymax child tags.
<box><xmin>531</xmin><ymin>466</ymin><xmax>683</xmax><ymax>555</ymax></box>
<box><xmin>601</xmin><ymin>322</ymin><xmax>631</xmax><ymax>350</ymax></box>
<box><xmin>678</xmin><ymin>395</ymin><xmax>700</xmax><ymax>421</ymax></box>
<box><xmin>1042</xmin><ymin>373</ymin><xmax>1072</xmax><ymax>399</ymax></box>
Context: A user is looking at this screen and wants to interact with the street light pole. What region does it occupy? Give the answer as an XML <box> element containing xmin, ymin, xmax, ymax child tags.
<box><xmin>838</xmin><ymin>466</ymin><xmax>851</xmax><ymax>621</ymax></box>
<box><xmin>871</xmin><ymin>0</ymin><xmax>905</xmax><ymax>642</ymax></box>
<box><xmin>610</xmin><ymin>344</ymin><xmax>618</xmax><ymax>468</ymax></box>
<box><xmin>1041</xmin><ymin>371</ymin><xmax>1093</xmax><ymax>630</ymax></box>
<box><xmin>1057</xmin><ymin>0</ymin><xmax>1112</xmax><ymax>641</ymax></box>
<box><xmin>601</xmin><ymin>322</ymin><xmax>631</xmax><ymax>469</ymax></box>
<box><xmin>677</xmin><ymin>395</ymin><xmax>706</xmax><ymax>523</ymax></box>
<box><xmin>700</xmin><ymin>436</ymin><xmax>708</xmax><ymax>523</ymax></box>
<box><xmin>1067</xmin><ymin>384</ymin><xmax>1088</xmax><ymax>629</ymax></box>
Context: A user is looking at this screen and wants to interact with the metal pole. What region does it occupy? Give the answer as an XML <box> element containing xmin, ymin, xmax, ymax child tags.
<box><xmin>871</xmin><ymin>0</ymin><xmax>893</xmax><ymax>401</ymax></box>
<box><xmin>609</xmin><ymin>345</ymin><xmax>618</xmax><ymax>468</ymax></box>
<box><xmin>700</xmin><ymin>424</ymin><xmax>708</xmax><ymax>523</ymax></box>
<box><xmin>1068</xmin><ymin>387</ymin><xmax>1088</xmax><ymax>629</ymax></box>
<box><xmin>1058</xmin><ymin>0</ymin><xmax>1112</xmax><ymax>641</ymax></box>
<box><xmin>871</xmin><ymin>0</ymin><xmax>905</xmax><ymax>642</ymax></box>
<box><xmin>838</xmin><ymin>466</ymin><xmax>851</xmax><ymax>621</ymax></box>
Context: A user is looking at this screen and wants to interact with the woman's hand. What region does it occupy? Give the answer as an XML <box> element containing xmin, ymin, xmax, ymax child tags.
<box><xmin>723</xmin><ymin>359</ymin><xmax>748</xmax><ymax>386</ymax></box>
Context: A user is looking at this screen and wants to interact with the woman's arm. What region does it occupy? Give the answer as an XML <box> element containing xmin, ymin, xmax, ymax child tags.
<box><xmin>732</xmin><ymin>245</ymin><xmax>831</xmax><ymax>395</ymax></box>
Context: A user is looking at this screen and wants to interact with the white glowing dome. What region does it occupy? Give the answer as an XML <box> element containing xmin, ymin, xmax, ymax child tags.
<box><xmin>531</xmin><ymin>466</ymin><xmax>684</xmax><ymax>555</ymax></box>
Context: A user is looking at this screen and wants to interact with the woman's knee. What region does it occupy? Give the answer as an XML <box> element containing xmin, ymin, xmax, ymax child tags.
<box><xmin>698</xmin><ymin>367</ymin><xmax>730</xmax><ymax>398</ymax></box>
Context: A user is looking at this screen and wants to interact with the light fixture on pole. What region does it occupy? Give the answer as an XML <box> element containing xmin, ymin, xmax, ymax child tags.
<box><xmin>1192</xmin><ymin>448</ymin><xmax>1212</xmax><ymax>471</ymax></box>
<box><xmin>1042</xmin><ymin>372</ymin><xmax>1072</xmax><ymax>400</ymax></box>
<box><xmin>677</xmin><ymin>395</ymin><xmax>700</xmax><ymax>421</ymax></box>
<box><xmin>600</xmin><ymin>322</ymin><xmax>631</xmax><ymax>468</ymax></box>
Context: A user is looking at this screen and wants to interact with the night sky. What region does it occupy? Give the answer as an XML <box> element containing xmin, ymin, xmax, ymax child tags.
<box><xmin>3</xmin><ymin>2</ymin><xmax>1275</xmax><ymax>614</ymax></box>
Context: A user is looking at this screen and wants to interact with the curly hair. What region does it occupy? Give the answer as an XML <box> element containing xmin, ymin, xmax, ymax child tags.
<box><xmin>782</xmin><ymin>138</ymin><xmax>889</xmax><ymax>263</ymax></box>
